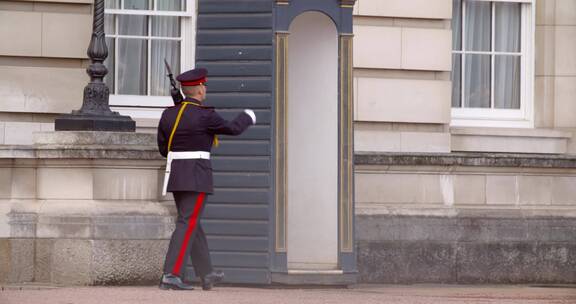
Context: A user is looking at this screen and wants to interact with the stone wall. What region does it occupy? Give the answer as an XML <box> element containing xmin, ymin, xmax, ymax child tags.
<box><xmin>351</xmin><ymin>0</ymin><xmax>576</xmax><ymax>155</ymax></box>
<box><xmin>4</xmin><ymin>137</ymin><xmax>576</xmax><ymax>285</ymax></box>
<box><xmin>0</xmin><ymin>131</ymin><xmax>173</xmax><ymax>285</ymax></box>
<box><xmin>358</xmin><ymin>215</ymin><xmax>576</xmax><ymax>284</ymax></box>
<box><xmin>353</xmin><ymin>0</ymin><xmax>452</xmax><ymax>154</ymax></box>
<box><xmin>356</xmin><ymin>153</ymin><xmax>576</xmax><ymax>284</ymax></box>
<box><xmin>535</xmin><ymin>0</ymin><xmax>576</xmax><ymax>153</ymax></box>
<box><xmin>0</xmin><ymin>0</ymin><xmax>92</xmax><ymax>145</ymax></box>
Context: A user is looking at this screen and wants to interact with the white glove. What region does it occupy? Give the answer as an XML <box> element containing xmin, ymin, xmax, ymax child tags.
<box><xmin>244</xmin><ymin>109</ymin><xmax>256</xmax><ymax>124</ymax></box>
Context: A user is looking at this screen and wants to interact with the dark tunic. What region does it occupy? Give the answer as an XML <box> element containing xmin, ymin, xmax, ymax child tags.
<box><xmin>157</xmin><ymin>98</ymin><xmax>253</xmax><ymax>193</ymax></box>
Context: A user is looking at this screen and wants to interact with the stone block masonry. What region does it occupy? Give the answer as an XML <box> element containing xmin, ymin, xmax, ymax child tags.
<box><xmin>0</xmin><ymin>131</ymin><xmax>171</xmax><ymax>285</ymax></box>
<box><xmin>356</xmin><ymin>152</ymin><xmax>576</xmax><ymax>284</ymax></box>
<box><xmin>357</xmin><ymin>215</ymin><xmax>576</xmax><ymax>284</ymax></box>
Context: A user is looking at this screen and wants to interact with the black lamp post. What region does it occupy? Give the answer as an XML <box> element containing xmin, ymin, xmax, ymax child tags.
<box><xmin>55</xmin><ymin>0</ymin><xmax>135</xmax><ymax>132</ymax></box>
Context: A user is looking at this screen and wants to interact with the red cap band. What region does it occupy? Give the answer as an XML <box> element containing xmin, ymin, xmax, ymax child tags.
<box><xmin>180</xmin><ymin>77</ymin><xmax>206</xmax><ymax>86</ymax></box>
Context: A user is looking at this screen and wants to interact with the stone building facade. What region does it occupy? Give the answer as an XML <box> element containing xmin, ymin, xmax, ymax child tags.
<box><xmin>353</xmin><ymin>0</ymin><xmax>576</xmax><ymax>283</ymax></box>
<box><xmin>1</xmin><ymin>0</ymin><xmax>576</xmax><ymax>285</ymax></box>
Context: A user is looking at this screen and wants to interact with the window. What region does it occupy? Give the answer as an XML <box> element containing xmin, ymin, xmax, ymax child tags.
<box><xmin>451</xmin><ymin>0</ymin><xmax>534</xmax><ymax>128</ymax></box>
<box><xmin>104</xmin><ymin>0</ymin><xmax>196</xmax><ymax>119</ymax></box>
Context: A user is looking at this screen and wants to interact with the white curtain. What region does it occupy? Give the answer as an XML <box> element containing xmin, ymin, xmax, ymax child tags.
<box><xmin>103</xmin><ymin>1</ymin><xmax>117</xmax><ymax>92</ymax></box>
<box><xmin>105</xmin><ymin>0</ymin><xmax>119</xmax><ymax>9</ymax></box>
<box><xmin>451</xmin><ymin>0</ymin><xmax>462</xmax><ymax>107</ymax></box>
<box><xmin>494</xmin><ymin>2</ymin><xmax>521</xmax><ymax>109</ymax></box>
<box><xmin>106</xmin><ymin>0</ymin><xmax>182</xmax><ymax>96</ymax></box>
<box><xmin>118</xmin><ymin>15</ymin><xmax>148</xmax><ymax>95</ymax></box>
<box><xmin>456</xmin><ymin>0</ymin><xmax>521</xmax><ymax>109</ymax></box>
<box><xmin>151</xmin><ymin>0</ymin><xmax>181</xmax><ymax>96</ymax></box>
<box><xmin>464</xmin><ymin>0</ymin><xmax>491</xmax><ymax>108</ymax></box>
<box><xmin>118</xmin><ymin>0</ymin><xmax>149</xmax><ymax>95</ymax></box>
<box><xmin>104</xmin><ymin>37</ymin><xmax>115</xmax><ymax>92</ymax></box>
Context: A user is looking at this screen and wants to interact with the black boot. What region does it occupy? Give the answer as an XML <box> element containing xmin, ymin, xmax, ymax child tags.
<box><xmin>159</xmin><ymin>273</ymin><xmax>195</xmax><ymax>290</ymax></box>
<box><xmin>201</xmin><ymin>271</ymin><xmax>225</xmax><ymax>290</ymax></box>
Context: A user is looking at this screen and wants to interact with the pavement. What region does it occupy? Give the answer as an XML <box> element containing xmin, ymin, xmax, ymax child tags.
<box><xmin>1</xmin><ymin>284</ymin><xmax>576</xmax><ymax>304</ymax></box>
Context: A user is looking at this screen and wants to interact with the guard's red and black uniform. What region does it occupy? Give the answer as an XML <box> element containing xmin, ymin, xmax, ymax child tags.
<box><xmin>157</xmin><ymin>98</ymin><xmax>253</xmax><ymax>278</ymax></box>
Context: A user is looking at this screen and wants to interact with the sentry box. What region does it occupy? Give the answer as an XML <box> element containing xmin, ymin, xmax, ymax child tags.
<box><xmin>191</xmin><ymin>0</ymin><xmax>356</xmax><ymax>285</ymax></box>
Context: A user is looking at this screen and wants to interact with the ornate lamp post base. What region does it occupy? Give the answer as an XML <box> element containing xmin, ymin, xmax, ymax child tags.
<box><xmin>55</xmin><ymin>0</ymin><xmax>136</xmax><ymax>133</ymax></box>
<box><xmin>55</xmin><ymin>112</ymin><xmax>135</xmax><ymax>132</ymax></box>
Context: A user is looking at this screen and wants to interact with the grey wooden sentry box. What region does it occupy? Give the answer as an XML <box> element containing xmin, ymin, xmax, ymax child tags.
<box><xmin>188</xmin><ymin>0</ymin><xmax>356</xmax><ymax>285</ymax></box>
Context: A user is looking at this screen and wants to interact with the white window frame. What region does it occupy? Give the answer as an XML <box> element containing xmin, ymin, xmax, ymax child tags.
<box><xmin>105</xmin><ymin>0</ymin><xmax>196</xmax><ymax>119</ymax></box>
<box><xmin>451</xmin><ymin>0</ymin><xmax>535</xmax><ymax>128</ymax></box>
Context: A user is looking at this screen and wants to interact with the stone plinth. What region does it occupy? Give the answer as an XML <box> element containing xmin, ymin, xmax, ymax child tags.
<box><xmin>0</xmin><ymin>131</ymin><xmax>173</xmax><ymax>285</ymax></box>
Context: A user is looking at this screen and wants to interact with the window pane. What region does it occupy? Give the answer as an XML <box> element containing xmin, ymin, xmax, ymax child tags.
<box><xmin>104</xmin><ymin>38</ymin><xmax>115</xmax><ymax>94</ymax></box>
<box><xmin>495</xmin><ymin>55</ymin><xmax>521</xmax><ymax>109</ymax></box>
<box><xmin>464</xmin><ymin>54</ymin><xmax>491</xmax><ymax>108</ymax></box>
<box><xmin>105</xmin><ymin>14</ymin><xmax>115</xmax><ymax>35</ymax></box>
<box><xmin>152</xmin><ymin>16</ymin><xmax>180</xmax><ymax>37</ymax></box>
<box><xmin>495</xmin><ymin>2</ymin><xmax>521</xmax><ymax>53</ymax></box>
<box><xmin>124</xmin><ymin>0</ymin><xmax>150</xmax><ymax>10</ymax></box>
<box><xmin>118</xmin><ymin>15</ymin><xmax>148</xmax><ymax>36</ymax></box>
<box><xmin>118</xmin><ymin>39</ymin><xmax>147</xmax><ymax>95</ymax></box>
<box><xmin>105</xmin><ymin>0</ymin><xmax>119</xmax><ymax>9</ymax></box>
<box><xmin>452</xmin><ymin>0</ymin><xmax>462</xmax><ymax>51</ymax></box>
<box><xmin>157</xmin><ymin>0</ymin><xmax>183</xmax><ymax>11</ymax></box>
<box><xmin>151</xmin><ymin>40</ymin><xmax>180</xmax><ymax>96</ymax></box>
<box><xmin>452</xmin><ymin>54</ymin><xmax>462</xmax><ymax>107</ymax></box>
<box><xmin>465</xmin><ymin>1</ymin><xmax>491</xmax><ymax>52</ymax></box>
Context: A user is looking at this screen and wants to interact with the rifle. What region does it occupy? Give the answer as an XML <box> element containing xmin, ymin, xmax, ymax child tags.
<box><xmin>164</xmin><ymin>59</ymin><xmax>184</xmax><ymax>104</ymax></box>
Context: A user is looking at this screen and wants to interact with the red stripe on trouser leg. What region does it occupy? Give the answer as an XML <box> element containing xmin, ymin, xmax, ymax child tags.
<box><xmin>172</xmin><ymin>192</ymin><xmax>206</xmax><ymax>276</ymax></box>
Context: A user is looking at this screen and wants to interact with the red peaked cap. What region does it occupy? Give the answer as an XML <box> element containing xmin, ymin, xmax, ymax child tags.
<box><xmin>176</xmin><ymin>68</ymin><xmax>208</xmax><ymax>86</ymax></box>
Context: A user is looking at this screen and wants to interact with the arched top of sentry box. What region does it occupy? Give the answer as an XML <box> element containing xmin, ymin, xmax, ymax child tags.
<box><xmin>275</xmin><ymin>0</ymin><xmax>356</xmax><ymax>34</ymax></box>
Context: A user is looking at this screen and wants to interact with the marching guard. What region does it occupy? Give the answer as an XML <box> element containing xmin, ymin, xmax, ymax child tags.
<box><xmin>157</xmin><ymin>68</ymin><xmax>256</xmax><ymax>290</ymax></box>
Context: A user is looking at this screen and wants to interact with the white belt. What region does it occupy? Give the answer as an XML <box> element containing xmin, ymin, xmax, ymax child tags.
<box><xmin>162</xmin><ymin>151</ymin><xmax>211</xmax><ymax>196</ymax></box>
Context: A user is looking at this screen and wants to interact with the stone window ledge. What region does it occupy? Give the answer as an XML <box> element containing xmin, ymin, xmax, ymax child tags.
<box><xmin>450</xmin><ymin>127</ymin><xmax>572</xmax><ymax>154</ymax></box>
<box><xmin>451</xmin><ymin>127</ymin><xmax>571</xmax><ymax>138</ymax></box>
